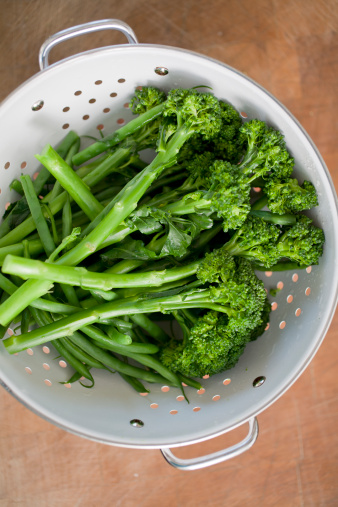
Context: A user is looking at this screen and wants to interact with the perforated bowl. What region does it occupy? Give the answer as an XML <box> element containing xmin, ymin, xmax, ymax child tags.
<box><xmin>0</xmin><ymin>20</ymin><xmax>337</xmax><ymax>471</ymax></box>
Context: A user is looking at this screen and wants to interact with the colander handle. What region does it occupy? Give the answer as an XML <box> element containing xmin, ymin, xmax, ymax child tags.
<box><xmin>160</xmin><ymin>417</ymin><xmax>258</xmax><ymax>471</ymax></box>
<box><xmin>38</xmin><ymin>19</ymin><xmax>138</xmax><ymax>70</ymax></box>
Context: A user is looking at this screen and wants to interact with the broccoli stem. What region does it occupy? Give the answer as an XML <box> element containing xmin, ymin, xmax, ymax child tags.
<box><xmin>0</xmin><ymin>131</ymin><xmax>80</xmax><ymax>240</ymax></box>
<box><xmin>163</xmin><ymin>196</ymin><xmax>211</xmax><ymax>215</ymax></box>
<box><xmin>251</xmin><ymin>194</ymin><xmax>268</xmax><ymax>210</ymax></box>
<box><xmin>15</xmin><ymin>131</ymin><xmax>80</xmax><ymax>197</ymax></box>
<box><xmin>0</xmin><ymin>147</ymin><xmax>131</xmax><ymax>248</ymax></box>
<box><xmin>33</xmin><ymin>131</ymin><xmax>80</xmax><ymax>194</ymax></box>
<box><xmin>43</xmin><ymin>138</ymin><xmax>81</xmax><ymax>205</ymax></box>
<box><xmin>0</xmin><ymin>270</ymin><xmax>79</xmax><ymax>315</ymax></box>
<box><xmin>2</xmin><ymin>255</ymin><xmax>201</xmax><ymax>291</ymax></box>
<box><xmin>249</xmin><ymin>210</ymin><xmax>296</xmax><ymax>225</ymax></box>
<box><xmin>36</xmin><ymin>145</ymin><xmax>105</xmax><ymax>221</ymax></box>
<box><xmin>80</xmin><ymin>126</ymin><xmax>195</xmax><ymax>237</ymax></box>
<box><xmin>0</xmin><ymin>125</ymin><xmax>195</xmax><ymax>326</ymax></box>
<box><xmin>72</xmin><ymin>102</ymin><xmax>165</xmax><ymax>166</ymax></box>
<box><xmin>2</xmin><ymin>289</ymin><xmax>231</xmax><ymax>353</ymax></box>
<box><xmin>253</xmin><ymin>261</ymin><xmax>307</xmax><ymax>271</ymax></box>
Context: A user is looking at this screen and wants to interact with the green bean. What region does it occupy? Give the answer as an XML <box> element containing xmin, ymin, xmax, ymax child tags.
<box><xmin>61</xmin><ymin>370</ymin><xmax>82</xmax><ymax>385</ymax></box>
<box><xmin>118</xmin><ymin>372</ymin><xmax>149</xmax><ymax>394</ymax></box>
<box><xmin>0</xmin><ymin>273</ymin><xmax>79</xmax><ymax>315</ymax></box>
<box><xmin>59</xmin><ymin>283</ymin><xmax>80</xmax><ymax>307</ymax></box>
<box><xmin>81</xmin><ymin>324</ymin><xmax>159</xmax><ymax>354</ymax></box>
<box><xmin>9</xmin><ymin>179</ymin><xmax>25</xmax><ymax>196</ymax></box>
<box><xmin>44</xmin><ymin>138</ymin><xmax>81</xmax><ymax>205</ymax></box>
<box><xmin>20</xmin><ymin>174</ymin><xmax>56</xmax><ymax>257</ymax></box>
<box><xmin>177</xmin><ymin>373</ymin><xmax>202</xmax><ymax>391</ymax></box>
<box><xmin>42</xmin><ymin>203</ymin><xmax>59</xmax><ymax>245</ymax></box>
<box><xmin>0</xmin><ymin>325</ymin><xmax>7</xmax><ymax>340</ymax></box>
<box><xmin>22</xmin><ymin>239</ymin><xmax>31</xmax><ymax>260</ymax></box>
<box><xmin>0</xmin><ymin>148</ymin><xmax>129</xmax><ymax>250</ymax></box>
<box><xmin>20</xmin><ymin>308</ymin><xmax>31</xmax><ymax>335</ymax></box>
<box><xmin>62</xmin><ymin>335</ymin><xmax>111</xmax><ymax>371</ymax></box>
<box><xmin>68</xmin><ymin>333</ymin><xmax>173</xmax><ymax>385</ymax></box>
<box><xmin>52</xmin><ymin>338</ymin><xmax>95</xmax><ymax>386</ymax></box>
<box><xmin>103</xmin><ymin>324</ymin><xmax>132</xmax><ymax>345</ymax></box>
<box><xmin>28</xmin><ymin>306</ymin><xmax>95</xmax><ymax>385</ymax></box>
<box><xmin>129</xmin><ymin>314</ymin><xmax>170</xmax><ymax>343</ymax></box>
<box><xmin>105</xmin><ymin>349</ymin><xmax>185</xmax><ymax>397</ymax></box>
<box><xmin>62</xmin><ymin>195</ymin><xmax>72</xmax><ymax>240</ymax></box>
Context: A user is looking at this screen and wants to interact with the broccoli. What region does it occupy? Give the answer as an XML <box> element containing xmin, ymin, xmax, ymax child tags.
<box><xmin>238</xmin><ymin>119</ymin><xmax>295</xmax><ymax>181</ymax></box>
<box><xmin>276</xmin><ymin>215</ymin><xmax>325</xmax><ymax>266</ymax></box>
<box><xmin>129</xmin><ymin>86</ymin><xmax>167</xmax><ymax>115</ymax></box>
<box><xmin>159</xmin><ymin>310</ymin><xmax>248</xmax><ymax>377</ymax></box>
<box><xmin>222</xmin><ymin>215</ymin><xmax>281</xmax><ymax>268</ymax></box>
<box><xmin>264</xmin><ymin>177</ymin><xmax>319</xmax><ymax>214</ymax></box>
<box><xmin>159</xmin><ymin>255</ymin><xmax>269</xmax><ymax>378</ymax></box>
<box><xmin>159</xmin><ymin>119</ymin><xmax>296</xmax><ymax>232</ymax></box>
<box><xmin>220</xmin><ymin>214</ymin><xmax>324</xmax><ymax>269</ymax></box>
<box><xmin>143</xmin><ymin>151</ymin><xmax>217</xmax><ymax>208</ymax></box>
<box><xmin>142</xmin><ymin>101</ymin><xmax>245</xmax><ymax>208</ymax></box>
<box><xmin>160</xmin><ymin>160</ymin><xmax>251</xmax><ymax>231</ymax></box>
<box><xmin>0</xmin><ymin>87</ymin><xmax>224</xmax><ymax>328</ymax></box>
<box><xmin>203</xmin><ymin>100</ymin><xmax>246</xmax><ymax>163</ymax></box>
<box><xmin>0</xmin><ymin>84</ymin><xmax>325</xmax><ymax>398</ymax></box>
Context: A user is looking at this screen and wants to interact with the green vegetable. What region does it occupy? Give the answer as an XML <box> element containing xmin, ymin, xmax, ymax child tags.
<box><xmin>0</xmin><ymin>85</ymin><xmax>325</xmax><ymax>399</ymax></box>
<box><xmin>264</xmin><ymin>177</ymin><xmax>319</xmax><ymax>214</ymax></box>
<box><xmin>159</xmin><ymin>256</ymin><xmax>269</xmax><ymax>377</ymax></box>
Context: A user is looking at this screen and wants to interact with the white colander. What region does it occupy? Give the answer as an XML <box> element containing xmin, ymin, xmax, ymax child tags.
<box><xmin>0</xmin><ymin>19</ymin><xmax>337</xmax><ymax>471</ymax></box>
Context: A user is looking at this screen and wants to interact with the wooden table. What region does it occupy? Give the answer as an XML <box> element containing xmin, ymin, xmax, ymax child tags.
<box><xmin>0</xmin><ymin>1</ymin><xmax>337</xmax><ymax>505</ymax></box>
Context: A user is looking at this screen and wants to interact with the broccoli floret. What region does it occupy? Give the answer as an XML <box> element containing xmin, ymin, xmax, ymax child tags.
<box><xmin>264</xmin><ymin>177</ymin><xmax>319</xmax><ymax>214</ymax></box>
<box><xmin>238</xmin><ymin>120</ymin><xmax>295</xmax><ymax>181</ymax></box>
<box><xmin>162</xmin><ymin>159</ymin><xmax>252</xmax><ymax>232</ymax></box>
<box><xmin>207</xmin><ymin>101</ymin><xmax>246</xmax><ymax>163</ymax></box>
<box><xmin>223</xmin><ymin>215</ymin><xmax>281</xmax><ymax>268</ymax></box>
<box><xmin>159</xmin><ymin>119</ymin><xmax>295</xmax><ymax>232</ymax></box>
<box><xmin>175</xmin><ymin>101</ymin><xmax>245</xmax><ymax>165</ymax></box>
<box><xmin>196</xmin><ymin>213</ymin><xmax>324</xmax><ymax>270</ymax></box>
<box><xmin>185</xmin><ymin>151</ymin><xmax>216</xmax><ymax>183</ymax></box>
<box><xmin>206</xmin><ymin>160</ymin><xmax>251</xmax><ymax>230</ymax></box>
<box><xmin>197</xmin><ymin>247</ymin><xmax>236</xmax><ymax>284</ymax></box>
<box><xmin>146</xmin><ymin>88</ymin><xmax>223</xmax><ymax>175</ymax></box>
<box><xmin>158</xmin><ymin>151</ymin><xmax>216</xmax><ymax>204</ymax></box>
<box><xmin>276</xmin><ymin>215</ymin><xmax>325</xmax><ymax>266</ymax></box>
<box><xmin>248</xmin><ymin>297</ymin><xmax>271</xmax><ymax>342</ymax></box>
<box><xmin>159</xmin><ymin>254</ymin><xmax>270</xmax><ymax>378</ymax></box>
<box><xmin>129</xmin><ymin>86</ymin><xmax>167</xmax><ymax>115</ymax></box>
<box><xmin>162</xmin><ymin>88</ymin><xmax>223</xmax><ymax>141</ymax></box>
<box><xmin>160</xmin><ymin>310</ymin><xmax>248</xmax><ymax>377</ymax></box>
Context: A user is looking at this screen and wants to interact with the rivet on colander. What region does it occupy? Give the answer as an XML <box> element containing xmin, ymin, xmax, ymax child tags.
<box><xmin>253</xmin><ymin>376</ymin><xmax>266</xmax><ymax>388</ymax></box>
<box><xmin>155</xmin><ymin>67</ymin><xmax>169</xmax><ymax>76</ymax></box>
<box><xmin>130</xmin><ymin>419</ymin><xmax>144</xmax><ymax>428</ymax></box>
<box><xmin>31</xmin><ymin>100</ymin><xmax>44</xmax><ymax>111</ymax></box>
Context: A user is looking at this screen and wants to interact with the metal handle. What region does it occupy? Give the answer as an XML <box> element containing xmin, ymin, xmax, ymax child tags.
<box><xmin>38</xmin><ymin>19</ymin><xmax>138</xmax><ymax>70</ymax></box>
<box><xmin>160</xmin><ymin>417</ymin><xmax>259</xmax><ymax>471</ymax></box>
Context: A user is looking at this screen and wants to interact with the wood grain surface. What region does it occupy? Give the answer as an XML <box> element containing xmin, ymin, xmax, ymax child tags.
<box><xmin>0</xmin><ymin>1</ymin><xmax>337</xmax><ymax>506</ymax></box>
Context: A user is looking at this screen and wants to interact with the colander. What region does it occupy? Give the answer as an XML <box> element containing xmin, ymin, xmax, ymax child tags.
<box><xmin>0</xmin><ymin>19</ymin><xmax>337</xmax><ymax>471</ymax></box>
